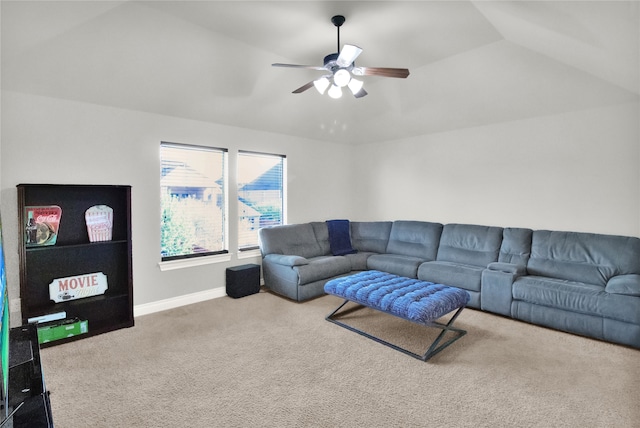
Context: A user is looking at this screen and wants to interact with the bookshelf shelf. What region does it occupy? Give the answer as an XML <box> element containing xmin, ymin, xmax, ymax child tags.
<box><xmin>25</xmin><ymin>239</ymin><xmax>129</xmax><ymax>253</ymax></box>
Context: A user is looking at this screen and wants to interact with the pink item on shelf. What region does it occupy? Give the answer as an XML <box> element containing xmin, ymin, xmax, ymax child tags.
<box><xmin>85</xmin><ymin>205</ymin><xmax>113</xmax><ymax>242</ymax></box>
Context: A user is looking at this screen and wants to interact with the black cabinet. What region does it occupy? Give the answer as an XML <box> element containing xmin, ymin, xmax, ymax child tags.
<box><xmin>17</xmin><ymin>184</ymin><xmax>134</xmax><ymax>347</ymax></box>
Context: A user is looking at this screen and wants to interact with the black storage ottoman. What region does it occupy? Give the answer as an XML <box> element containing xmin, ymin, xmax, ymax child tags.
<box><xmin>226</xmin><ymin>264</ymin><xmax>261</xmax><ymax>298</ymax></box>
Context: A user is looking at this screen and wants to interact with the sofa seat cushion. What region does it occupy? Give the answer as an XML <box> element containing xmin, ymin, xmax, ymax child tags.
<box><xmin>513</xmin><ymin>276</ymin><xmax>640</xmax><ymax>324</ymax></box>
<box><xmin>293</xmin><ymin>256</ymin><xmax>352</xmax><ymax>285</ymax></box>
<box><xmin>367</xmin><ymin>254</ymin><xmax>424</xmax><ymax>278</ymax></box>
<box><xmin>417</xmin><ymin>261</ymin><xmax>484</xmax><ymax>292</ymax></box>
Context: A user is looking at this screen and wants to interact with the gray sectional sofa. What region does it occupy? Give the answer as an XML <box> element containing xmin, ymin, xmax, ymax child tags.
<box><xmin>258</xmin><ymin>220</ymin><xmax>640</xmax><ymax>349</ymax></box>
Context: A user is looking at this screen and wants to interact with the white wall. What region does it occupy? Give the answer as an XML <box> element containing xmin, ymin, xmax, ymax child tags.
<box><xmin>352</xmin><ymin>102</ymin><xmax>640</xmax><ymax>237</ymax></box>
<box><xmin>0</xmin><ymin>91</ymin><xmax>356</xmax><ymax>319</ymax></box>
<box><xmin>2</xmin><ymin>95</ymin><xmax>639</xmax><ymax>324</ymax></box>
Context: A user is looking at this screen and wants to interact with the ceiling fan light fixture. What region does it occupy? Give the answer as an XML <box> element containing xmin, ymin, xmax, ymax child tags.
<box><xmin>333</xmin><ymin>69</ymin><xmax>351</xmax><ymax>87</ymax></box>
<box><xmin>328</xmin><ymin>84</ymin><xmax>342</xmax><ymax>99</ymax></box>
<box><xmin>313</xmin><ymin>77</ymin><xmax>330</xmax><ymax>94</ymax></box>
<box><xmin>347</xmin><ymin>78</ymin><xmax>364</xmax><ymax>95</ymax></box>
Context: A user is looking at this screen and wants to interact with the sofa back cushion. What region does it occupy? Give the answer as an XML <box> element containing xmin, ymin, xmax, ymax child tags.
<box><xmin>498</xmin><ymin>228</ymin><xmax>533</xmax><ymax>265</ymax></box>
<box><xmin>351</xmin><ymin>221</ymin><xmax>392</xmax><ymax>253</ymax></box>
<box><xmin>386</xmin><ymin>221</ymin><xmax>443</xmax><ymax>260</ymax></box>
<box><xmin>436</xmin><ymin>223</ymin><xmax>503</xmax><ymax>267</ymax></box>
<box><xmin>527</xmin><ymin>230</ymin><xmax>640</xmax><ymax>287</ymax></box>
<box><xmin>259</xmin><ymin>223</ymin><xmax>323</xmax><ymax>258</ymax></box>
<box><xmin>310</xmin><ymin>222</ymin><xmax>331</xmax><ymax>255</ymax></box>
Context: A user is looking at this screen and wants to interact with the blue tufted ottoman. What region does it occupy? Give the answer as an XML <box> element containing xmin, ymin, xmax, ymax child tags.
<box><xmin>324</xmin><ymin>270</ymin><xmax>471</xmax><ymax>361</ymax></box>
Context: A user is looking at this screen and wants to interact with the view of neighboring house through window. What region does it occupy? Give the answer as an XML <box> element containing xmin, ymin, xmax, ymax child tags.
<box><xmin>238</xmin><ymin>151</ymin><xmax>286</xmax><ymax>251</ymax></box>
<box><xmin>160</xmin><ymin>142</ymin><xmax>227</xmax><ymax>261</ymax></box>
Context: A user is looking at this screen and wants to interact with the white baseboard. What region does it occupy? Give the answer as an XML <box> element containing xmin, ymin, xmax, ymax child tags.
<box><xmin>133</xmin><ymin>287</ymin><xmax>227</xmax><ymax>318</ymax></box>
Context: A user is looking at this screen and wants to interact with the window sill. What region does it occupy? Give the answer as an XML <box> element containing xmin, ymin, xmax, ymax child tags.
<box><xmin>158</xmin><ymin>252</ymin><xmax>232</xmax><ymax>271</ymax></box>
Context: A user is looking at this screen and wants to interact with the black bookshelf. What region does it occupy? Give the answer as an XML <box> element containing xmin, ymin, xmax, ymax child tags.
<box><xmin>17</xmin><ymin>184</ymin><xmax>134</xmax><ymax>347</ymax></box>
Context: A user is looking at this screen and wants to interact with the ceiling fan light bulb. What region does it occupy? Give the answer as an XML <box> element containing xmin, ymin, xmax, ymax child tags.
<box><xmin>348</xmin><ymin>78</ymin><xmax>364</xmax><ymax>94</ymax></box>
<box><xmin>313</xmin><ymin>77</ymin><xmax>330</xmax><ymax>94</ymax></box>
<box><xmin>328</xmin><ymin>84</ymin><xmax>342</xmax><ymax>99</ymax></box>
<box><xmin>333</xmin><ymin>69</ymin><xmax>351</xmax><ymax>87</ymax></box>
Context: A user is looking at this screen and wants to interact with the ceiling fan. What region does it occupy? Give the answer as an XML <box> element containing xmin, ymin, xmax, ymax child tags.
<box><xmin>272</xmin><ymin>15</ymin><xmax>410</xmax><ymax>99</ymax></box>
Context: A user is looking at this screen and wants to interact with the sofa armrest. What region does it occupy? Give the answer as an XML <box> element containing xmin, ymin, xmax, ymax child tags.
<box><xmin>264</xmin><ymin>254</ymin><xmax>309</xmax><ymax>267</ymax></box>
<box><xmin>481</xmin><ymin>263</ymin><xmax>526</xmax><ymax>317</ymax></box>
<box><xmin>487</xmin><ymin>262</ymin><xmax>527</xmax><ymax>276</ymax></box>
<box><xmin>605</xmin><ymin>274</ymin><xmax>640</xmax><ymax>297</ymax></box>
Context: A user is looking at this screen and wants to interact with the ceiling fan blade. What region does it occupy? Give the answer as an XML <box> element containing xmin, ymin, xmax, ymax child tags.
<box><xmin>336</xmin><ymin>44</ymin><xmax>363</xmax><ymax>67</ymax></box>
<box><xmin>353</xmin><ymin>88</ymin><xmax>368</xmax><ymax>99</ymax></box>
<box><xmin>272</xmin><ymin>63</ymin><xmax>327</xmax><ymax>71</ymax></box>
<box><xmin>353</xmin><ymin>67</ymin><xmax>410</xmax><ymax>78</ymax></box>
<box><xmin>292</xmin><ymin>81</ymin><xmax>315</xmax><ymax>94</ymax></box>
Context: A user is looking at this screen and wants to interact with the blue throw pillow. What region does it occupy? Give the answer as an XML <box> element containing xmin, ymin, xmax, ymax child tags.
<box><xmin>326</xmin><ymin>219</ymin><xmax>357</xmax><ymax>256</ymax></box>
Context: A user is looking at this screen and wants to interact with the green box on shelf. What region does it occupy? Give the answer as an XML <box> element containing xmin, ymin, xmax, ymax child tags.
<box><xmin>37</xmin><ymin>319</ymin><xmax>88</xmax><ymax>344</ymax></box>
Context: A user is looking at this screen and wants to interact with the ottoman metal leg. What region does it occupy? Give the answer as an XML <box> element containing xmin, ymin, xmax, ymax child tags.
<box><xmin>326</xmin><ymin>299</ymin><xmax>467</xmax><ymax>362</ymax></box>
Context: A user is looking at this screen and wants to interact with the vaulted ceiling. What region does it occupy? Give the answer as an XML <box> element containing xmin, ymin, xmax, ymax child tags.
<box><xmin>2</xmin><ymin>1</ymin><xmax>638</xmax><ymax>144</ymax></box>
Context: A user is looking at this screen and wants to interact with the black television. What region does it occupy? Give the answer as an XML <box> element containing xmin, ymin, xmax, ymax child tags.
<box><xmin>0</xmin><ymin>215</ymin><xmax>11</xmax><ymax>424</ymax></box>
<box><xmin>0</xmin><ymin>214</ymin><xmax>53</xmax><ymax>428</ymax></box>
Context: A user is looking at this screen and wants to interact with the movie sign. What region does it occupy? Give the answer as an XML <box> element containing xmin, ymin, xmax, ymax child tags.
<box><xmin>49</xmin><ymin>272</ymin><xmax>108</xmax><ymax>303</ymax></box>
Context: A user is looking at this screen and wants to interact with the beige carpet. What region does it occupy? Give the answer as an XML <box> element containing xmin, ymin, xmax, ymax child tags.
<box><xmin>41</xmin><ymin>290</ymin><xmax>639</xmax><ymax>427</ymax></box>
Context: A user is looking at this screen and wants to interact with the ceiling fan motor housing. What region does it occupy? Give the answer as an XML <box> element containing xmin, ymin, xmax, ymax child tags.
<box><xmin>323</xmin><ymin>52</ymin><xmax>354</xmax><ymax>74</ymax></box>
<box><xmin>331</xmin><ymin>15</ymin><xmax>345</xmax><ymax>27</ymax></box>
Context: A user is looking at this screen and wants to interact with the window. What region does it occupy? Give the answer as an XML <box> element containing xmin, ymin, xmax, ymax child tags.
<box><xmin>160</xmin><ymin>142</ymin><xmax>227</xmax><ymax>261</ymax></box>
<box><xmin>237</xmin><ymin>151</ymin><xmax>286</xmax><ymax>251</ymax></box>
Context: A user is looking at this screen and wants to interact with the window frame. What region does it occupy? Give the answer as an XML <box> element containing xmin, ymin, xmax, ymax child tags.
<box><xmin>237</xmin><ymin>150</ymin><xmax>287</xmax><ymax>253</ymax></box>
<box><xmin>159</xmin><ymin>141</ymin><xmax>229</xmax><ymax>264</ymax></box>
